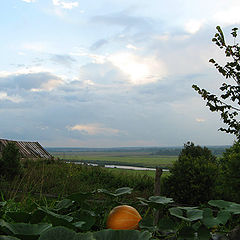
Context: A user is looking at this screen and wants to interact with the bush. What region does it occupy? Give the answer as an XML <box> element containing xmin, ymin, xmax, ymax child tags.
<box><xmin>0</xmin><ymin>142</ymin><xmax>21</xmax><ymax>180</ymax></box>
<box><xmin>220</xmin><ymin>141</ymin><xmax>240</xmax><ymax>202</ymax></box>
<box><xmin>162</xmin><ymin>142</ymin><xmax>219</xmax><ymax>205</ymax></box>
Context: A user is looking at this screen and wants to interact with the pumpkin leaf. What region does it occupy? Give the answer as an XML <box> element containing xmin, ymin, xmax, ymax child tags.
<box><xmin>92</xmin><ymin>229</ymin><xmax>152</xmax><ymax>240</ymax></box>
<box><xmin>39</xmin><ymin>226</ymin><xmax>76</xmax><ymax>240</ymax></box>
<box><xmin>39</xmin><ymin>227</ymin><xmax>152</xmax><ymax>240</ymax></box>
<box><xmin>137</xmin><ymin>196</ymin><xmax>173</xmax><ymax>209</ymax></box>
<box><xmin>67</xmin><ymin>192</ymin><xmax>94</xmax><ymax>204</ymax></box>
<box><xmin>54</xmin><ymin>199</ymin><xmax>73</xmax><ymax>211</ymax></box>
<box><xmin>0</xmin><ymin>236</ymin><xmax>21</xmax><ymax>240</ymax></box>
<box><xmin>0</xmin><ymin>219</ymin><xmax>52</xmax><ymax>236</ymax></box>
<box><xmin>169</xmin><ymin>207</ymin><xmax>202</xmax><ymax>222</ymax></box>
<box><xmin>98</xmin><ymin>187</ymin><xmax>132</xmax><ymax>197</ymax></box>
<box><xmin>201</xmin><ymin>208</ymin><xmax>231</xmax><ymax>228</ymax></box>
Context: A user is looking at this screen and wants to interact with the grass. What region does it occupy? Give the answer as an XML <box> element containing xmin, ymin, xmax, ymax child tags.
<box><xmin>52</xmin><ymin>151</ymin><xmax>177</xmax><ymax>168</ymax></box>
<box><xmin>0</xmin><ymin>160</ymin><xmax>157</xmax><ymax>202</ymax></box>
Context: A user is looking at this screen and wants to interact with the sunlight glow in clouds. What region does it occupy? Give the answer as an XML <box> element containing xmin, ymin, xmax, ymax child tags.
<box><xmin>196</xmin><ymin>118</ymin><xmax>206</xmax><ymax>123</ymax></box>
<box><xmin>109</xmin><ymin>53</ymin><xmax>167</xmax><ymax>85</ymax></box>
<box><xmin>185</xmin><ymin>19</ymin><xmax>204</xmax><ymax>34</ymax></box>
<box><xmin>68</xmin><ymin>124</ymin><xmax>120</xmax><ymax>136</ymax></box>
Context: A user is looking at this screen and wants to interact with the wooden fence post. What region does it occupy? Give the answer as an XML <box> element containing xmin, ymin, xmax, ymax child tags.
<box><xmin>154</xmin><ymin>167</ymin><xmax>163</xmax><ymax>225</ymax></box>
<box><xmin>154</xmin><ymin>167</ymin><xmax>162</xmax><ymax>196</ymax></box>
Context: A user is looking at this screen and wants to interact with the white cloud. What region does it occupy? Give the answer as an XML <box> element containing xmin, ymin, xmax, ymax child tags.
<box><xmin>52</xmin><ymin>0</ymin><xmax>79</xmax><ymax>9</ymax></box>
<box><xmin>213</xmin><ymin>5</ymin><xmax>240</xmax><ymax>26</ymax></box>
<box><xmin>184</xmin><ymin>19</ymin><xmax>204</xmax><ymax>34</ymax></box>
<box><xmin>126</xmin><ymin>44</ymin><xmax>138</xmax><ymax>50</ymax></box>
<box><xmin>0</xmin><ymin>92</ymin><xmax>23</xmax><ymax>103</ymax></box>
<box><xmin>22</xmin><ymin>42</ymin><xmax>47</xmax><ymax>52</ymax></box>
<box><xmin>68</xmin><ymin>124</ymin><xmax>121</xmax><ymax>136</ymax></box>
<box><xmin>21</xmin><ymin>0</ymin><xmax>36</xmax><ymax>3</ymax></box>
<box><xmin>31</xmin><ymin>78</ymin><xmax>63</xmax><ymax>92</ymax></box>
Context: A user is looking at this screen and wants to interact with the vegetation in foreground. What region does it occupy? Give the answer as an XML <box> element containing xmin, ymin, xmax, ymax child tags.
<box><xmin>0</xmin><ymin>187</ymin><xmax>240</xmax><ymax>240</ymax></box>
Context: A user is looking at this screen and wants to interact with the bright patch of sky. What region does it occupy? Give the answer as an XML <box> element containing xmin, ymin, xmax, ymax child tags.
<box><xmin>0</xmin><ymin>0</ymin><xmax>239</xmax><ymax>147</ymax></box>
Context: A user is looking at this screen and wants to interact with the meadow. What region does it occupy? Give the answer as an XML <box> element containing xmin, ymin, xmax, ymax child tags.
<box><xmin>51</xmin><ymin>150</ymin><xmax>177</xmax><ymax>169</ymax></box>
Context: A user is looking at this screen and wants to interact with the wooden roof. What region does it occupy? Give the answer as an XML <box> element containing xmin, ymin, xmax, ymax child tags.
<box><xmin>0</xmin><ymin>139</ymin><xmax>52</xmax><ymax>159</ymax></box>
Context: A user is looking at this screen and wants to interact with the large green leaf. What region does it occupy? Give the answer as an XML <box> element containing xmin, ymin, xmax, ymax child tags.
<box><xmin>97</xmin><ymin>187</ymin><xmax>132</xmax><ymax>197</ymax></box>
<box><xmin>38</xmin><ymin>207</ymin><xmax>73</xmax><ymax>222</ymax></box>
<box><xmin>54</xmin><ymin>199</ymin><xmax>73</xmax><ymax>211</ymax></box>
<box><xmin>137</xmin><ymin>196</ymin><xmax>173</xmax><ymax>209</ymax></box>
<box><xmin>169</xmin><ymin>207</ymin><xmax>202</xmax><ymax>222</ymax></box>
<box><xmin>0</xmin><ymin>236</ymin><xmax>21</xmax><ymax>240</ymax></box>
<box><xmin>157</xmin><ymin>217</ymin><xmax>178</xmax><ymax>232</ymax></box>
<box><xmin>201</xmin><ymin>208</ymin><xmax>230</xmax><ymax>228</ymax></box>
<box><xmin>38</xmin><ymin>207</ymin><xmax>76</xmax><ymax>230</ymax></box>
<box><xmin>208</xmin><ymin>200</ymin><xmax>234</xmax><ymax>209</ymax></box>
<box><xmin>92</xmin><ymin>229</ymin><xmax>152</xmax><ymax>240</ymax></box>
<box><xmin>208</xmin><ymin>200</ymin><xmax>240</xmax><ymax>215</ymax></box>
<box><xmin>0</xmin><ymin>219</ymin><xmax>51</xmax><ymax>236</ymax></box>
<box><xmin>39</xmin><ymin>226</ymin><xmax>76</xmax><ymax>240</ymax></box>
<box><xmin>39</xmin><ymin>227</ymin><xmax>152</xmax><ymax>240</ymax></box>
<box><xmin>67</xmin><ymin>192</ymin><xmax>94</xmax><ymax>204</ymax></box>
<box><xmin>71</xmin><ymin>209</ymin><xmax>95</xmax><ymax>231</ymax></box>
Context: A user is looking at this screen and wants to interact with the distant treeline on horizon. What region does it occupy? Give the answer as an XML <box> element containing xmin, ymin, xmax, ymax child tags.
<box><xmin>46</xmin><ymin>145</ymin><xmax>230</xmax><ymax>156</ymax></box>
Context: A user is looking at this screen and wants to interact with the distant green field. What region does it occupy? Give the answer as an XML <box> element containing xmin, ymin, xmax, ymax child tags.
<box><xmin>51</xmin><ymin>151</ymin><xmax>177</xmax><ymax>168</ymax></box>
<box><xmin>105</xmin><ymin>167</ymin><xmax>170</xmax><ymax>178</ymax></box>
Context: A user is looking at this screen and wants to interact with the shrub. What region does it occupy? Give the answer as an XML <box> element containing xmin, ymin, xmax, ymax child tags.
<box><xmin>220</xmin><ymin>141</ymin><xmax>240</xmax><ymax>202</ymax></box>
<box><xmin>162</xmin><ymin>142</ymin><xmax>219</xmax><ymax>205</ymax></box>
<box><xmin>0</xmin><ymin>142</ymin><xmax>21</xmax><ymax>180</ymax></box>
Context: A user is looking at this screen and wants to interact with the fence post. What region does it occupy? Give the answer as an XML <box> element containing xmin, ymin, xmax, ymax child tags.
<box><xmin>154</xmin><ymin>167</ymin><xmax>162</xmax><ymax>195</ymax></box>
<box><xmin>154</xmin><ymin>167</ymin><xmax>163</xmax><ymax>225</ymax></box>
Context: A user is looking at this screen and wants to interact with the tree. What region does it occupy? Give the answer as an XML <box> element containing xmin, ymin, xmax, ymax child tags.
<box><xmin>192</xmin><ymin>26</ymin><xmax>240</xmax><ymax>140</ymax></box>
<box><xmin>162</xmin><ymin>142</ymin><xmax>218</xmax><ymax>205</ymax></box>
<box><xmin>0</xmin><ymin>142</ymin><xmax>21</xmax><ymax>179</ymax></box>
<box><xmin>220</xmin><ymin>141</ymin><xmax>240</xmax><ymax>202</ymax></box>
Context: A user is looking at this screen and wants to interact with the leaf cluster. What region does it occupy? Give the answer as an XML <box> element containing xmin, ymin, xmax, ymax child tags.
<box><xmin>192</xmin><ymin>26</ymin><xmax>240</xmax><ymax>139</ymax></box>
<box><xmin>1</xmin><ymin>187</ymin><xmax>240</xmax><ymax>240</ymax></box>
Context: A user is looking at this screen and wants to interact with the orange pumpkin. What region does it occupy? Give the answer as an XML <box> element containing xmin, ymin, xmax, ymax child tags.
<box><xmin>106</xmin><ymin>205</ymin><xmax>142</xmax><ymax>230</ymax></box>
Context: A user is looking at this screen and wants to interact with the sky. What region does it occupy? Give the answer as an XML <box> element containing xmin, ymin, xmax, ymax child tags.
<box><xmin>0</xmin><ymin>0</ymin><xmax>240</xmax><ymax>147</ymax></box>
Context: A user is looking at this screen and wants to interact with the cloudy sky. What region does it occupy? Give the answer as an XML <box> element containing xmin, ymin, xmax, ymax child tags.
<box><xmin>0</xmin><ymin>0</ymin><xmax>239</xmax><ymax>147</ymax></box>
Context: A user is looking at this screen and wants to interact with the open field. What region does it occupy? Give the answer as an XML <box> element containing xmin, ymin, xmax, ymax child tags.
<box><xmin>50</xmin><ymin>151</ymin><xmax>177</xmax><ymax>168</ymax></box>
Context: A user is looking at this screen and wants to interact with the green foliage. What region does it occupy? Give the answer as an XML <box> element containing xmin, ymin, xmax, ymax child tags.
<box><xmin>162</xmin><ymin>142</ymin><xmax>219</xmax><ymax>205</ymax></box>
<box><xmin>192</xmin><ymin>26</ymin><xmax>240</xmax><ymax>140</ymax></box>
<box><xmin>1</xmin><ymin>187</ymin><xmax>240</xmax><ymax>240</ymax></box>
<box><xmin>219</xmin><ymin>141</ymin><xmax>240</xmax><ymax>202</ymax></box>
<box><xmin>0</xmin><ymin>143</ymin><xmax>21</xmax><ymax>180</ymax></box>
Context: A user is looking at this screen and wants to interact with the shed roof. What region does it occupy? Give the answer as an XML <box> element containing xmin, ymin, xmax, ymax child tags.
<box><xmin>0</xmin><ymin>139</ymin><xmax>52</xmax><ymax>159</ymax></box>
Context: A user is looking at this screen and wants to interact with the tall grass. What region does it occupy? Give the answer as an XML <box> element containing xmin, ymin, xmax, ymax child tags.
<box><xmin>0</xmin><ymin>160</ymin><xmax>155</xmax><ymax>202</ymax></box>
